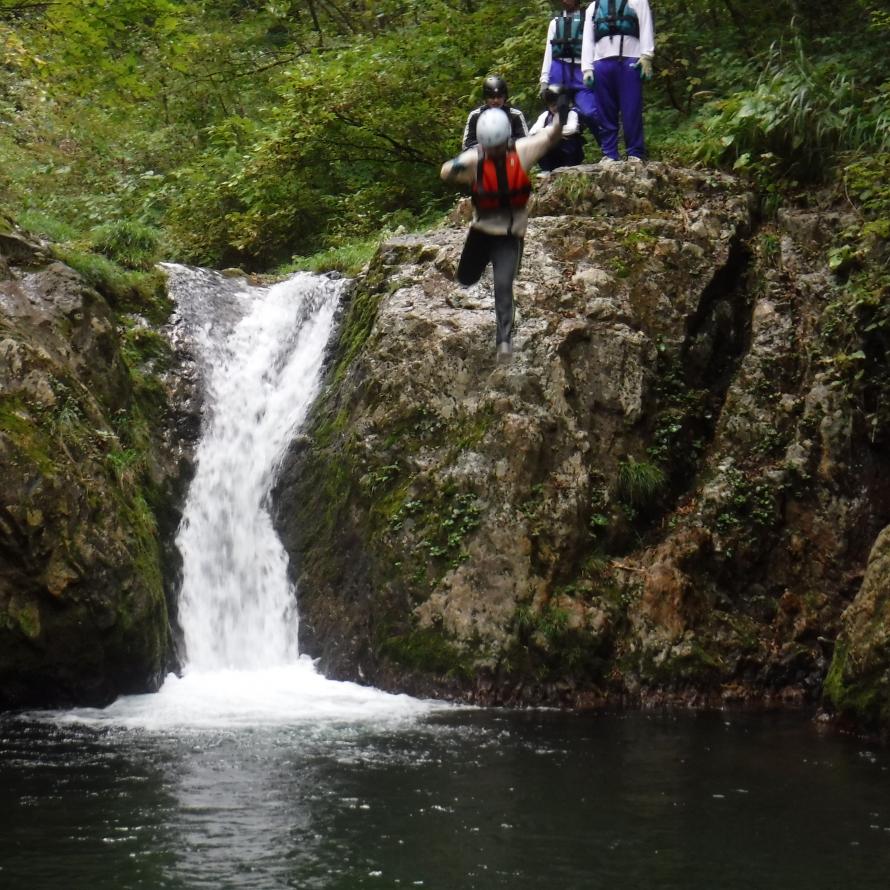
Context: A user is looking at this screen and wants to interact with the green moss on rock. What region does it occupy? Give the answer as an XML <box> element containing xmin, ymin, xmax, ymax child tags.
<box><xmin>378</xmin><ymin>625</ymin><xmax>474</xmax><ymax>679</ymax></box>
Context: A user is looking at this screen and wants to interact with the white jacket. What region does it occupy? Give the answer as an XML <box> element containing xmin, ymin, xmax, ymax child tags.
<box><xmin>530</xmin><ymin>108</ymin><xmax>581</xmax><ymax>139</ymax></box>
<box><xmin>581</xmin><ymin>0</ymin><xmax>655</xmax><ymax>76</ymax></box>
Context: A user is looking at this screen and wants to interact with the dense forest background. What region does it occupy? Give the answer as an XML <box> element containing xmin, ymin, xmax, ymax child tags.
<box><xmin>0</xmin><ymin>0</ymin><xmax>888</xmax><ymax>279</ymax></box>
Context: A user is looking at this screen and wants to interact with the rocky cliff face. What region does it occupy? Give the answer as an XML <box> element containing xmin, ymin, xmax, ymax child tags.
<box><xmin>275</xmin><ymin>162</ymin><xmax>890</xmax><ymax>716</ymax></box>
<box><xmin>0</xmin><ymin>215</ymin><xmax>189</xmax><ymax>707</ymax></box>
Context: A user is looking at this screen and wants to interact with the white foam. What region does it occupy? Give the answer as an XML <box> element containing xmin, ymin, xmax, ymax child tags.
<box><xmin>58</xmin><ymin>661</ymin><xmax>438</xmax><ymax>731</ymax></box>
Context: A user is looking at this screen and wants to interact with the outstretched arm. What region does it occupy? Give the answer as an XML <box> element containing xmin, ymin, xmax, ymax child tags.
<box><xmin>441</xmin><ymin>148</ymin><xmax>477</xmax><ymax>185</ymax></box>
<box><xmin>516</xmin><ymin>116</ymin><xmax>564</xmax><ymax>170</ymax></box>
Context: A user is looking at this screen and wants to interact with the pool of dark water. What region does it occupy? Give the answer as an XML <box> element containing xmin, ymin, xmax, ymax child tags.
<box><xmin>1</xmin><ymin>708</ymin><xmax>888</xmax><ymax>889</ymax></box>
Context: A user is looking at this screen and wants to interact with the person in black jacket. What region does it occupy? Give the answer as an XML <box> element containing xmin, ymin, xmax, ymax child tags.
<box><xmin>462</xmin><ymin>75</ymin><xmax>528</xmax><ymax>151</ymax></box>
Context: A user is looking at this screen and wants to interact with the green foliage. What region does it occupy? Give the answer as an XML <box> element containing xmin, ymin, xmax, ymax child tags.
<box><xmin>693</xmin><ymin>46</ymin><xmax>890</xmax><ymax>182</ymax></box>
<box><xmin>511</xmin><ymin>593</ymin><xmax>612</xmax><ymax>682</ymax></box>
<box><xmin>844</xmin><ymin>154</ymin><xmax>890</xmax><ymax>219</ymax></box>
<box><xmin>713</xmin><ymin>465</ymin><xmax>780</xmax><ymax>535</ymax></box>
<box><xmin>281</xmin><ymin>237</ymin><xmax>379</xmax><ymax>276</ymax></box>
<box><xmin>14</xmin><ymin>210</ymin><xmax>79</xmax><ymax>243</ymax></box>
<box><xmin>415</xmin><ymin>491</ymin><xmax>482</xmax><ymax>567</ymax></box>
<box><xmin>648</xmin><ymin>345</ymin><xmax>712</xmax><ymax>487</ymax></box>
<box><xmin>378</xmin><ymin>625</ymin><xmax>474</xmax><ymax>679</ymax></box>
<box><xmin>816</xmin><ymin>153</ymin><xmax>890</xmax><ymax>443</ymax></box>
<box><xmin>2</xmin><ymin>0</ymin><xmax>888</xmax><ymax>269</ymax></box>
<box><xmin>51</xmin><ymin>247</ymin><xmax>171</xmax><ymax>320</ymax></box>
<box><xmin>90</xmin><ymin>220</ymin><xmax>162</xmax><ymax>270</ymax></box>
<box><xmin>636</xmin><ymin>638</ymin><xmax>726</xmax><ymax>687</ymax></box>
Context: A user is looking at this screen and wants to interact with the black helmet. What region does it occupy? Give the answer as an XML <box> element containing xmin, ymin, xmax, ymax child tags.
<box><xmin>483</xmin><ymin>75</ymin><xmax>508</xmax><ymax>99</ymax></box>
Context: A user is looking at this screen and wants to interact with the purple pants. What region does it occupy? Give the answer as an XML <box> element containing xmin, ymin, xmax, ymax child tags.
<box><xmin>548</xmin><ymin>58</ymin><xmax>601</xmax><ymax>140</ymax></box>
<box><xmin>594</xmin><ymin>56</ymin><xmax>645</xmax><ymax>160</ymax></box>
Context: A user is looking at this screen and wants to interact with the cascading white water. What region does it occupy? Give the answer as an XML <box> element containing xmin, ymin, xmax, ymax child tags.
<box><xmin>173</xmin><ymin>266</ymin><xmax>338</xmax><ymax>670</ymax></box>
<box><xmin>56</xmin><ymin>265</ymin><xmax>437</xmax><ymax>729</ymax></box>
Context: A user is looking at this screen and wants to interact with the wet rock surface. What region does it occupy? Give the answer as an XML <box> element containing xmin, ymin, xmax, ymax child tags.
<box><xmin>0</xmin><ymin>216</ymin><xmax>191</xmax><ymax>707</ymax></box>
<box><xmin>275</xmin><ymin>162</ymin><xmax>890</xmax><ymax>714</ymax></box>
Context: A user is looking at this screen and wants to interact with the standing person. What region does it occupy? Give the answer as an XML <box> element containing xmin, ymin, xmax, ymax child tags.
<box><xmin>462</xmin><ymin>75</ymin><xmax>528</xmax><ymax>151</ymax></box>
<box><xmin>540</xmin><ymin>0</ymin><xmax>601</xmax><ymax>140</ymax></box>
<box><xmin>442</xmin><ymin>101</ymin><xmax>567</xmax><ymax>362</ymax></box>
<box><xmin>529</xmin><ymin>84</ymin><xmax>584</xmax><ymax>171</ymax></box>
<box><xmin>581</xmin><ymin>0</ymin><xmax>654</xmax><ymax>163</ymax></box>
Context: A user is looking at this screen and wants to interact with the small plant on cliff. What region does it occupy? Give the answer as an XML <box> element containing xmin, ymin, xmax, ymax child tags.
<box><xmin>616</xmin><ymin>456</ymin><xmax>666</xmax><ymax>509</ymax></box>
<box><xmin>418</xmin><ymin>491</ymin><xmax>482</xmax><ymax>567</ymax></box>
<box><xmin>364</xmin><ymin>462</ymin><xmax>401</xmax><ymax>493</ymax></box>
<box><xmin>714</xmin><ymin>465</ymin><xmax>780</xmax><ymax>534</ymax></box>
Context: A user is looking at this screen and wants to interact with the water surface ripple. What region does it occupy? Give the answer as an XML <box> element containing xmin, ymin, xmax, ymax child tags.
<box><xmin>2</xmin><ymin>710</ymin><xmax>890</xmax><ymax>889</ymax></box>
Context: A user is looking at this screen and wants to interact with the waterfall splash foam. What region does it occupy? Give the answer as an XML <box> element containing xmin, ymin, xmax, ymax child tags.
<box><xmin>59</xmin><ymin>265</ymin><xmax>435</xmax><ymax>729</ymax></box>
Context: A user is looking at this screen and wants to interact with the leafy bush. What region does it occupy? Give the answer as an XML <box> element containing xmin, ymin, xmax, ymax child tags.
<box><xmin>693</xmin><ymin>45</ymin><xmax>890</xmax><ymax>181</ymax></box>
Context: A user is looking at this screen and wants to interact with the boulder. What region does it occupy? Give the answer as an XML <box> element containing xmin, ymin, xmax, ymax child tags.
<box><xmin>272</xmin><ymin>162</ymin><xmax>889</xmax><ymax>710</ymax></box>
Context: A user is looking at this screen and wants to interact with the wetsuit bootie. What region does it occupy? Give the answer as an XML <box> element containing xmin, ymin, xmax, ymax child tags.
<box><xmin>496</xmin><ymin>341</ymin><xmax>513</xmax><ymax>364</ymax></box>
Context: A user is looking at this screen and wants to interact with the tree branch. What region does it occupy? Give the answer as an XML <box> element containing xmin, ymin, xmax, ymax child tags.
<box><xmin>332</xmin><ymin>109</ymin><xmax>437</xmax><ymax>166</ymax></box>
<box><xmin>0</xmin><ymin>1</ymin><xmax>57</xmax><ymax>17</ymax></box>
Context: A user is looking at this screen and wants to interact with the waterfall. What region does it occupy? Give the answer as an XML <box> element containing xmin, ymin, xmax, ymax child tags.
<box><xmin>55</xmin><ymin>266</ymin><xmax>435</xmax><ymax>729</ymax></box>
<box><xmin>168</xmin><ymin>265</ymin><xmax>340</xmax><ymax>670</ymax></box>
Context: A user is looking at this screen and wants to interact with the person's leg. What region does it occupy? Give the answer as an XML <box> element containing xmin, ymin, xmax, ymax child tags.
<box><xmin>593</xmin><ymin>58</ymin><xmax>621</xmax><ymax>160</ymax></box>
<box><xmin>550</xmin><ymin>59</ymin><xmax>600</xmax><ymax>144</ymax></box>
<box><xmin>538</xmin><ymin>147</ymin><xmax>560</xmax><ymax>172</ymax></box>
<box><xmin>560</xmin><ymin>134</ymin><xmax>585</xmax><ymax>167</ymax></box>
<box><xmin>564</xmin><ymin>63</ymin><xmax>602</xmax><ymax>145</ymax></box>
<box><xmin>618</xmin><ymin>57</ymin><xmax>645</xmax><ymax>159</ymax></box>
<box><xmin>457</xmin><ymin>227</ymin><xmax>491</xmax><ymax>286</ymax></box>
<box><xmin>548</xmin><ymin>58</ymin><xmax>572</xmax><ymax>90</ymax></box>
<box><xmin>489</xmin><ymin>235</ymin><xmax>522</xmax><ymax>346</ymax></box>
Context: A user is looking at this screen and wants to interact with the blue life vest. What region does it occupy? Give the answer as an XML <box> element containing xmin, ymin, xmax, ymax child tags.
<box><xmin>593</xmin><ymin>0</ymin><xmax>640</xmax><ymax>42</ymax></box>
<box><xmin>551</xmin><ymin>10</ymin><xmax>584</xmax><ymax>62</ymax></box>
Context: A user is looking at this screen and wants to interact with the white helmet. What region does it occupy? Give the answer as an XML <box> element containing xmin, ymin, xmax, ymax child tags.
<box><xmin>476</xmin><ymin>108</ymin><xmax>511</xmax><ymax>149</ymax></box>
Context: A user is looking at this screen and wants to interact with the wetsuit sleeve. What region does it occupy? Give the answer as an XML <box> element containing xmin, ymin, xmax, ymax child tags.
<box><xmin>441</xmin><ymin>147</ymin><xmax>478</xmax><ymax>185</ymax></box>
<box><xmin>516</xmin><ymin>124</ymin><xmax>563</xmax><ymax>171</ymax></box>
<box><xmin>512</xmin><ymin>108</ymin><xmax>529</xmax><ymax>139</ymax></box>
<box><xmin>462</xmin><ymin>108</ymin><xmax>479</xmax><ymax>151</ymax></box>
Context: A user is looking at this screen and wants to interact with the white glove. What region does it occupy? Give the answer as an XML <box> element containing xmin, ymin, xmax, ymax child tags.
<box><xmin>636</xmin><ymin>56</ymin><xmax>653</xmax><ymax>80</ymax></box>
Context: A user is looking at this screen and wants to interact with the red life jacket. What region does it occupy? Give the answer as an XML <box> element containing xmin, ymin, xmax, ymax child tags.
<box><xmin>471</xmin><ymin>146</ymin><xmax>531</xmax><ymax>214</ymax></box>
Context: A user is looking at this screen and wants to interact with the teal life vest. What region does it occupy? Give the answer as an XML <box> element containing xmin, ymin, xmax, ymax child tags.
<box><xmin>550</xmin><ymin>10</ymin><xmax>584</xmax><ymax>62</ymax></box>
<box><xmin>593</xmin><ymin>0</ymin><xmax>640</xmax><ymax>44</ymax></box>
